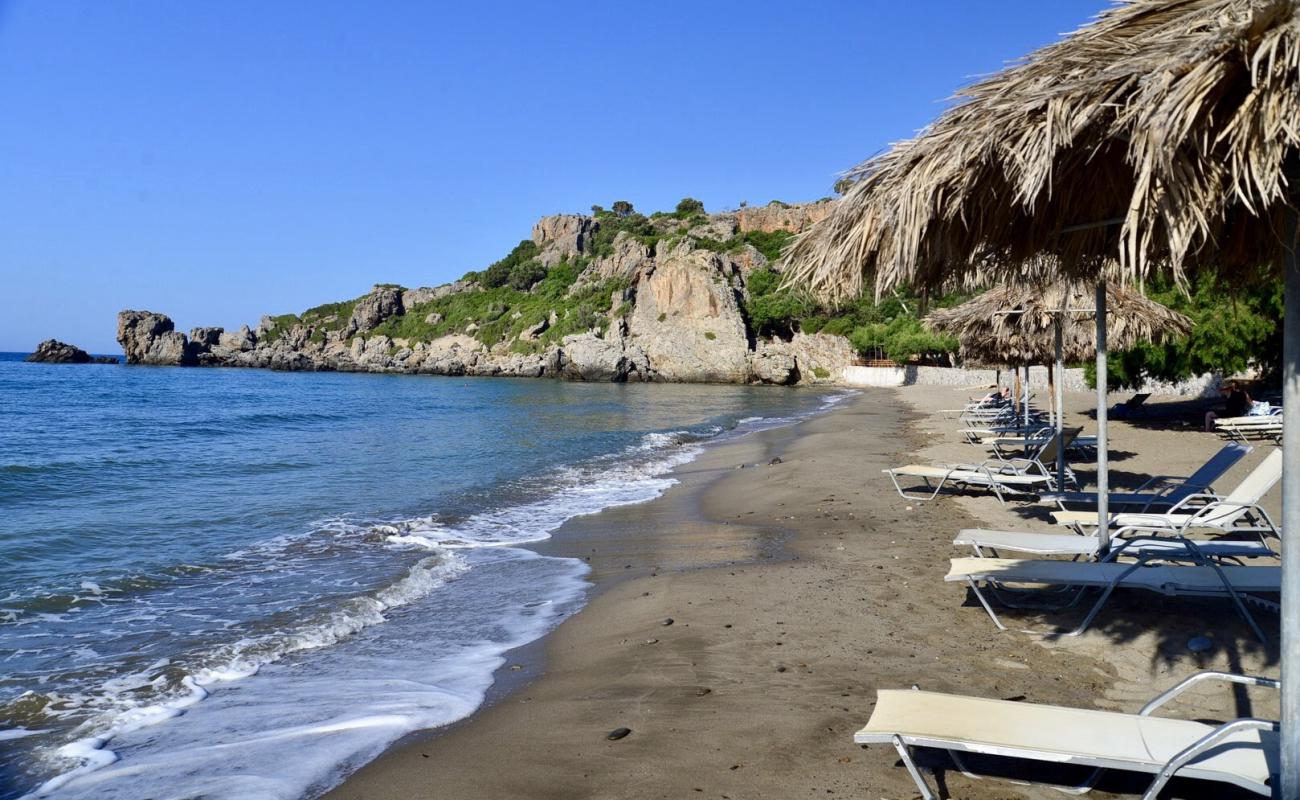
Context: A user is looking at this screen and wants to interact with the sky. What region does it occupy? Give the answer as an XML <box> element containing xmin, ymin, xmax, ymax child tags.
<box><xmin>0</xmin><ymin>0</ymin><xmax>1107</xmax><ymax>353</ymax></box>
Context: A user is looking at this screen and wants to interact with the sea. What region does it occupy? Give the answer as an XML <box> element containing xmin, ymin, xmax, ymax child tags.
<box><xmin>0</xmin><ymin>353</ymin><xmax>844</xmax><ymax>799</ymax></box>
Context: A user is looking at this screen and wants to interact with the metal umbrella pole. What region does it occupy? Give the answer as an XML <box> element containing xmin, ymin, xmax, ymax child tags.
<box><xmin>1055</xmin><ymin>314</ymin><xmax>1066</xmax><ymax>490</ymax></box>
<box><xmin>1280</xmin><ymin>207</ymin><xmax>1300</xmax><ymax>799</ymax></box>
<box><xmin>1094</xmin><ymin>282</ymin><xmax>1109</xmax><ymax>556</ymax></box>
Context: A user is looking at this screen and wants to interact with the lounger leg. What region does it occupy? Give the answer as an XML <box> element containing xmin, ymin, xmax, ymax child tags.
<box><xmin>1060</xmin><ymin>562</ymin><xmax>1145</xmax><ymax>637</ymax></box>
<box><xmin>887</xmin><ymin>471</ymin><xmax>946</xmax><ymax>503</ymax></box>
<box><xmin>890</xmin><ymin>735</ymin><xmax>938</xmax><ymax>800</ymax></box>
<box><xmin>1202</xmin><ymin>561</ymin><xmax>1270</xmax><ymax>644</ymax></box>
<box><xmin>966</xmin><ymin>578</ymin><xmax>1008</xmax><ymax>631</ymax></box>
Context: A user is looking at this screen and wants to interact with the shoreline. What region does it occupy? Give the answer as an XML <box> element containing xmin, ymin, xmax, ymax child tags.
<box><xmin>327</xmin><ymin>389</ymin><xmax>846</xmax><ymax>784</ymax></box>
<box><xmin>322</xmin><ymin>389</ymin><xmax>853</xmax><ymax>798</ymax></box>
<box><xmin>324</xmin><ymin>387</ymin><xmax>1044</xmax><ymax>799</ymax></box>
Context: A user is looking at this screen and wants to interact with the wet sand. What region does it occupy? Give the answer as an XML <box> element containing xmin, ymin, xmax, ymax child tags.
<box><xmin>328</xmin><ymin>386</ymin><xmax>1280</xmax><ymax>800</ymax></box>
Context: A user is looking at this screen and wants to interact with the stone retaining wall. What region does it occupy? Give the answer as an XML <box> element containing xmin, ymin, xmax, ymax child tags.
<box><xmin>843</xmin><ymin>363</ymin><xmax>1222</xmax><ymax>398</ymax></box>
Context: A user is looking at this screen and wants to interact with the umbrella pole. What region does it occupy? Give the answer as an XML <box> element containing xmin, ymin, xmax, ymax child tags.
<box><xmin>1095</xmin><ymin>282</ymin><xmax>1109</xmax><ymax>555</ymax></box>
<box><xmin>1023</xmin><ymin>365</ymin><xmax>1030</xmax><ymax>427</ymax></box>
<box><xmin>1055</xmin><ymin>316</ymin><xmax>1065</xmax><ymax>489</ymax></box>
<box><xmin>1281</xmin><ymin>208</ymin><xmax>1300</xmax><ymax>799</ymax></box>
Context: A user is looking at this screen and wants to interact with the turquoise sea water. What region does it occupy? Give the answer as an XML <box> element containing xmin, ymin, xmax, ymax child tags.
<box><xmin>0</xmin><ymin>354</ymin><xmax>840</xmax><ymax>799</ymax></box>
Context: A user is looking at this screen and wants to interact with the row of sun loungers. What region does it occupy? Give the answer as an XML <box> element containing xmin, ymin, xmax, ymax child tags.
<box><xmin>859</xmin><ymin>395</ymin><xmax>1283</xmax><ymax>797</ymax></box>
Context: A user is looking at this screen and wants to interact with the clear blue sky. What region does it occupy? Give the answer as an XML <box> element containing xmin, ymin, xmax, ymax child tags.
<box><xmin>0</xmin><ymin>0</ymin><xmax>1105</xmax><ymax>353</ymax></box>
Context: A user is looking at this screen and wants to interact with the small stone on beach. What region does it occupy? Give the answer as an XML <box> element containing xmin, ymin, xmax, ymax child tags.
<box><xmin>662</xmin><ymin>617</ymin><xmax>674</xmax><ymax>626</ymax></box>
<box><xmin>606</xmin><ymin>727</ymin><xmax>632</xmax><ymax>741</ymax></box>
<box><xmin>769</xmin><ymin>457</ymin><xmax>782</xmax><ymax>465</ymax></box>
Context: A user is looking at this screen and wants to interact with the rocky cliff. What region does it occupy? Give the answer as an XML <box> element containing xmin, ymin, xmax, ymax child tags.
<box><xmin>117</xmin><ymin>200</ymin><xmax>854</xmax><ymax>385</ymax></box>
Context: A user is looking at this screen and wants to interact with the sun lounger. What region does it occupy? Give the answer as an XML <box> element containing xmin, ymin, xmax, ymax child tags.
<box><xmin>884</xmin><ymin>463</ymin><xmax>1055</xmax><ymax>504</ymax></box>
<box><xmin>1052</xmin><ymin>450</ymin><xmax>1282</xmax><ymax>535</ymax></box>
<box><xmin>1216</xmin><ymin>414</ymin><xmax>1283</xmax><ymax>443</ymax></box>
<box><xmin>946</xmin><ymin>556</ymin><xmax>1279</xmax><ymax>641</ymax></box>
<box><xmin>952</xmin><ymin>528</ymin><xmax>1275</xmax><ymax>561</ymax></box>
<box><xmin>1042</xmin><ymin>442</ymin><xmax>1252</xmax><ymax>511</ymax></box>
<box><xmin>854</xmin><ymin>671</ymin><xmax>1278</xmax><ymax>799</ymax></box>
<box><xmin>886</xmin><ymin>428</ymin><xmax>1079</xmax><ymax>504</ymax></box>
<box><xmin>985</xmin><ymin>430</ymin><xmax>1097</xmax><ymax>458</ymax></box>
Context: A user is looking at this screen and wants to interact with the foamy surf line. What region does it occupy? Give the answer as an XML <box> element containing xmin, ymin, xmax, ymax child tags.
<box><xmin>15</xmin><ymin>393</ymin><xmax>853</xmax><ymax>800</ymax></box>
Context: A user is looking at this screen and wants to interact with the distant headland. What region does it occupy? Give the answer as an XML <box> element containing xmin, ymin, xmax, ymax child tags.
<box><xmin>115</xmin><ymin>199</ymin><xmax>865</xmax><ymax>385</ymax></box>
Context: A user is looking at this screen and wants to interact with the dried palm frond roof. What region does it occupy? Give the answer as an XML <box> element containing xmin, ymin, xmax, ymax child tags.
<box><xmin>924</xmin><ymin>282</ymin><xmax>1193</xmax><ymax>366</ymax></box>
<box><xmin>784</xmin><ymin>0</ymin><xmax>1300</xmax><ymax>303</ymax></box>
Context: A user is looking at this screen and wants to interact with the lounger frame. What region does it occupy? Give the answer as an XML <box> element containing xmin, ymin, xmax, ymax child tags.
<box><xmin>865</xmin><ymin>671</ymin><xmax>1278</xmax><ymax>800</ymax></box>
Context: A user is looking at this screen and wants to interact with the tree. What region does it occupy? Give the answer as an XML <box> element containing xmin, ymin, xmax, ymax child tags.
<box><xmin>675</xmin><ymin>197</ymin><xmax>704</xmax><ymax>216</ymax></box>
<box><xmin>611</xmin><ymin>200</ymin><xmax>634</xmax><ymax>217</ymax></box>
<box><xmin>1088</xmin><ymin>271</ymin><xmax>1282</xmax><ymax>389</ymax></box>
<box><xmin>507</xmin><ymin>260</ymin><xmax>548</xmax><ymax>291</ymax></box>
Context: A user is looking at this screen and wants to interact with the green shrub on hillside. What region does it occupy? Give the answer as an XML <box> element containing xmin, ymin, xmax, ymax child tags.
<box><xmin>735</xmin><ymin>230</ymin><xmax>794</xmax><ymax>262</ymax></box>
<box><xmin>675</xmin><ymin>197</ymin><xmax>704</xmax><ymax>216</ymax></box>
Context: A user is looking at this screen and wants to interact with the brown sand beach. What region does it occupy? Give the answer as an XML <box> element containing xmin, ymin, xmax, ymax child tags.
<box><xmin>329</xmin><ymin>386</ymin><xmax>1280</xmax><ymax>800</ymax></box>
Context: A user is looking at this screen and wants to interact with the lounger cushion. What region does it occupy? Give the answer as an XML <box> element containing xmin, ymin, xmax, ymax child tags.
<box><xmin>946</xmin><ymin>557</ymin><xmax>1281</xmax><ymax>593</ymax></box>
<box><xmin>1053</xmin><ymin>510</ymin><xmax>1196</xmax><ymax>528</ymax></box>
<box><xmin>856</xmin><ymin>690</ymin><xmax>1274</xmax><ymax>793</ymax></box>
<box><xmin>953</xmin><ymin>530</ymin><xmax>1274</xmax><ymax>559</ymax></box>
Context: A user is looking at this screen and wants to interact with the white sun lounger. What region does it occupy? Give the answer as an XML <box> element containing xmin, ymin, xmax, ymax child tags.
<box><xmin>887</xmin><ymin>429</ymin><xmax>1079</xmax><ymax>504</ymax></box>
<box><xmin>1216</xmin><ymin>415</ymin><xmax>1282</xmax><ymax>443</ymax></box>
<box><xmin>884</xmin><ymin>464</ymin><xmax>1053</xmax><ymax>504</ymax></box>
<box><xmin>952</xmin><ymin>528</ymin><xmax>1275</xmax><ymax>561</ymax></box>
<box><xmin>1053</xmin><ymin>450</ymin><xmax>1282</xmax><ymax>535</ymax></box>
<box><xmin>946</xmin><ymin>557</ymin><xmax>1279</xmax><ymax>641</ymax></box>
<box><xmin>1041</xmin><ymin>442</ymin><xmax>1251</xmax><ymax>511</ymax></box>
<box><xmin>855</xmin><ymin>672</ymin><xmax>1279</xmax><ymax>799</ymax></box>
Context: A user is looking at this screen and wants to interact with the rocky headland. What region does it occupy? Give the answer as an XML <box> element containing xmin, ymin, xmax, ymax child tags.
<box><xmin>26</xmin><ymin>340</ymin><xmax>118</xmax><ymax>364</ymax></box>
<box><xmin>117</xmin><ymin>200</ymin><xmax>856</xmax><ymax>385</ymax></box>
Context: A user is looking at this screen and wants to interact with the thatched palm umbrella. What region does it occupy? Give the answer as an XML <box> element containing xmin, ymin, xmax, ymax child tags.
<box><xmin>784</xmin><ymin>0</ymin><xmax>1300</xmax><ymax>785</ymax></box>
<box><xmin>925</xmin><ymin>282</ymin><xmax>1192</xmax><ymax>367</ymax></box>
<box><xmin>927</xmin><ymin>282</ymin><xmax>1192</xmax><ymax>482</ymax></box>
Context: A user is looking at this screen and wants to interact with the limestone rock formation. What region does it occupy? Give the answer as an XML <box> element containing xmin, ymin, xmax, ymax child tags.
<box><xmin>752</xmin><ymin>333</ymin><xmax>854</xmax><ymax>384</ymax></box>
<box><xmin>735</xmin><ymin>200</ymin><xmax>831</xmax><ymax>234</ymax></box>
<box><xmin>348</xmin><ymin>286</ymin><xmax>405</xmax><ymax>334</ymax></box>
<box><xmin>531</xmin><ymin>214</ymin><xmax>598</xmax><ymax>266</ymax></box>
<box><xmin>118</xmin><ymin>311</ymin><xmax>193</xmax><ymax>365</ymax></box>
<box><xmin>26</xmin><ymin>340</ymin><xmax>116</xmax><ymax>364</ymax></box>
<box><xmin>582</xmin><ymin>232</ymin><xmax>652</xmax><ymax>284</ymax></box>
<box><xmin>626</xmin><ymin>243</ymin><xmax>751</xmax><ymax>383</ymax></box>
<box><xmin>558</xmin><ymin>333</ymin><xmax>649</xmax><ymax>382</ymax></box>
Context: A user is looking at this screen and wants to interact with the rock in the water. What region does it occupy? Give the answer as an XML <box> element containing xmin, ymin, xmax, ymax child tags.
<box><xmin>189</xmin><ymin>327</ymin><xmax>224</xmax><ymax>347</ymax></box>
<box><xmin>558</xmin><ymin>333</ymin><xmax>648</xmax><ymax>382</ymax></box>
<box><xmin>749</xmin><ymin>345</ymin><xmax>799</xmax><ymax>385</ymax></box>
<box><xmin>117</xmin><ymin>311</ymin><xmax>194</xmax><ymax>365</ymax></box>
<box><xmin>25</xmin><ymin>339</ymin><xmax>113</xmax><ymax>364</ymax></box>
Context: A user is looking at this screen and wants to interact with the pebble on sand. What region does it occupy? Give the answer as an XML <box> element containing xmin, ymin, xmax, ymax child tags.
<box><xmin>606</xmin><ymin>727</ymin><xmax>632</xmax><ymax>741</ymax></box>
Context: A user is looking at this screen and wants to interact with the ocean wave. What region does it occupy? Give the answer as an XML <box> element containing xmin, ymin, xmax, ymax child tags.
<box><xmin>14</xmin><ymin>552</ymin><xmax>469</xmax><ymax>798</ymax></box>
